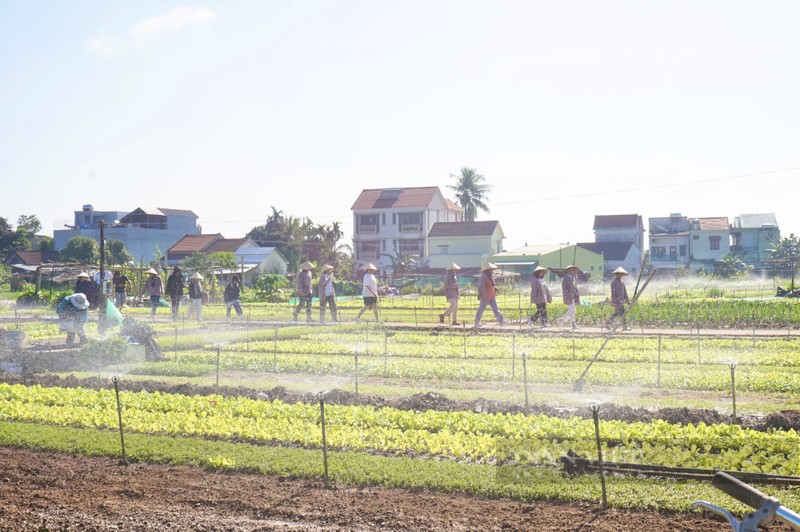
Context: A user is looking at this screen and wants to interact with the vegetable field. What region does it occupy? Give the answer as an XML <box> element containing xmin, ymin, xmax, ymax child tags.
<box><xmin>3</xmin><ymin>287</ymin><xmax>800</xmax><ymax>528</ymax></box>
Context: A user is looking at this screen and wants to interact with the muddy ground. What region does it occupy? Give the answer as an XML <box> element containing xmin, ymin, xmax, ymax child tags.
<box><xmin>0</xmin><ymin>446</ymin><xmax>751</xmax><ymax>531</ymax></box>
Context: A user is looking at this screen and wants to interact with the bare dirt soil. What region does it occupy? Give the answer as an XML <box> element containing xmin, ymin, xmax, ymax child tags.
<box><xmin>0</xmin><ymin>446</ymin><xmax>737</xmax><ymax>531</ymax></box>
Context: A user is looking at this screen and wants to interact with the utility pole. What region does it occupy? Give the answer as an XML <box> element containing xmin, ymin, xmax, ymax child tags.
<box><xmin>98</xmin><ymin>220</ymin><xmax>107</xmax><ymax>332</ymax></box>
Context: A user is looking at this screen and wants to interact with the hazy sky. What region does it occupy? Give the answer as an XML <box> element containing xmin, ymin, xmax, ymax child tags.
<box><xmin>2</xmin><ymin>1</ymin><xmax>799</xmax><ymax>250</ymax></box>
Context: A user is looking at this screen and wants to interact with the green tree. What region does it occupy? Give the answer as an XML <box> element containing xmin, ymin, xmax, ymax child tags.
<box><xmin>714</xmin><ymin>253</ymin><xmax>752</xmax><ymax>279</ymax></box>
<box><xmin>38</xmin><ymin>236</ymin><xmax>54</xmax><ymax>252</ymax></box>
<box><xmin>768</xmin><ymin>233</ymin><xmax>800</xmax><ymax>289</ymax></box>
<box><xmin>106</xmin><ymin>239</ymin><xmax>133</xmax><ymax>266</ymax></box>
<box><xmin>251</xmin><ymin>273</ymin><xmax>288</xmax><ymax>302</ymax></box>
<box><xmin>0</xmin><ymin>217</ymin><xmax>29</xmax><ymax>256</ymax></box>
<box><xmin>247</xmin><ymin>207</ymin><xmax>349</xmax><ymax>273</ymax></box>
<box><xmin>447</xmin><ymin>167</ymin><xmax>492</xmax><ymax>222</ymax></box>
<box><xmin>61</xmin><ymin>236</ymin><xmax>99</xmax><ymax>264</ymax></box>
<box><xmin>16</xmin><ymin>214</ymin><xmax>41</xmax><ymax>236</ymax></box>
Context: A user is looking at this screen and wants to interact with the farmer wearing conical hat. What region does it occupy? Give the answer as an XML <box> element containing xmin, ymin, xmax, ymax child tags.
<box><xmin>56</xmin><ymin>293</ymin><xmax>90</xmax><ymax>346</ymax></box>
<box><xmin>142</xmin><ymin>267</ymin><xmax>163</xmax><ymax>317</ymax></box>
<box><xmin>474</xmin><ymin>261</ymin><xmax>507</xmax><ymax>329</ymax></box>
<box><xmin>438</xmin><ymin>263</ymin><xmax>462</xmax><ymax>326</ymax></box>
<box><xmin>318</xmin><ymin>264</ymin><xmax>338</xmax><ymax>324</ymax></box>
<box><xmin>556</xmin><ymin>265</ymin><xmax>581</xmax><ymax>329</ymax></box>
<box><xmin>187</xmin><ymin>273</ymin><xmax>204</xmax><ymax>322</ymax></box>
<box><xmin>355</xmin><ymin>263</ymin><xmax>380</xmax><ymax>323</ymax></box>
<box><xmin>604</xmin><ymin>267</ymin><xmax>631</xmax><ymax>331</ymax></box>
<box><xmin>293</xmin><ymin>261</ymin><xmax>315</xmax><ymax>323</ymax></box>
<box><xmin>165</xmin><ymin>266</ymin><xmax>185</xmax><ymax>321</ymax></box>
<box><xmin>527</xmin><ymin>266</ymin><xmax>552</xmax><ymax>328</ymax></box>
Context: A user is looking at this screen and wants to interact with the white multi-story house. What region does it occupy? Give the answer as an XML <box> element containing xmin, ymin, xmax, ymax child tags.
<box><xmin>351</xmin><ymin>187</ymin><xmax>463</xmax><ymax>274</ymax></box>
<box><xmin>427</xmin><ymin>221</ymin><xmax>504</xmax><ymax>269</ymax></box>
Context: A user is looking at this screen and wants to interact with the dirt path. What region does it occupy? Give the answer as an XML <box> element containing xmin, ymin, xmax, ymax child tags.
<box><xmin>0</xmin><ymin>446</ymin><xmax>739</xmax><ymax>531</ymax></box>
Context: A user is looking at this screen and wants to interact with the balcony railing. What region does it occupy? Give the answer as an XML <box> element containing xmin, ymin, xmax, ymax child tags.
<box><xmin>358</xmin><ymin>225</ymin><xmax>378</xmax><ymax>234</ymax></box>
<box><xmin>400</xmin><ymin>223</ymin><xmax>421</xmax><ymax>233</ymax></box>
<box><xmin>358</xmin><ymin>250</ymin><xmax>379</xmax><ymax>260</ymax></box>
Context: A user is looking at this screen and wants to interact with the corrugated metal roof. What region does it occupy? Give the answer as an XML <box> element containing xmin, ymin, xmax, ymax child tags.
<box><xmin>428</xmin><ymin>221</ymin><xmax>500</xmax><ymax>238</ymax></box>
<box><xmin>733</xmin><ymin>213</ymin><xmax>778</xmax><ymax>229</ymax></box>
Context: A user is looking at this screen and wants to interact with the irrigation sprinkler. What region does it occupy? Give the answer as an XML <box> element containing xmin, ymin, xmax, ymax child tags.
<box><xmin>522</xmin><ymin>352</ymin><xmax>529</xmax><ymax>410</ymax></box>
<box><xmin>384</xmin><ymin>332</ymin><xmax>389</xmax><ymax>378</ymax></box>
<box><xmin>512</xmin><ymin>331</ymin><xmax>516</xmax><ymax>361</ymax></box>
<box><xmin>657</xmin><ymin>335</ymin><xmax>662</xmax><ymax>388</ymax></box>
<box><xmin>215</xmin><ymin>345</ymin><xmax>221</xmax><ymax>387</ymax></box>
<box><xmin>111</xmin><ymin>376</ymin><xmax>128</xmax><ymax>466</ymax></box>
<box><xmin>273</xmin><ymin>328</ymin><xmax>278</xmax><ymax>371</ymax></box>
<box><xmin>730</xmin><ymin>363</ymin><xmax>737</xmax><ymax>423</ymax></box>
<box><xmin>462</xmin><ymin>322</ymin><xmax>467</xmax><ymax>359</ymax></box>
<box><xmin>697</xmin><ymin>334</ymin><xmax>701</xmax><ymax>365</ymax></box>
<box><xmin>574</xmin><ymin>336</ymin><xmax>613</xmax><ymax>393</ymax></box>
<box><xmin>589</xmin><ymin>403</ymin><xmax>608</xmax><ymax>510</ymax></box>
<box><xmin>318</xmin><ymin>392</ymin><xmax>330</xmax><ymax>486</ymax></box>
<box><xmin>354</xmin><ymin>351</ymin><xmax>359</xmax><ymax>396</ymax></box>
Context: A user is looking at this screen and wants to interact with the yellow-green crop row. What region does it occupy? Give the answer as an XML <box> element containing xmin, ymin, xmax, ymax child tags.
<box><xmin>3</xmin><ymin>382</ymin><xmax>800</xmax><ymax>475</ymax></box>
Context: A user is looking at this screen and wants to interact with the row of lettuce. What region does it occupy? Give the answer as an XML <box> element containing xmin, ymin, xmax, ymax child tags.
<box><xmin>4</xmin><ymin>381</ymin><xmax>800</xmax><ymax>511</ymax></box>
<box><xmin>2</xmin><ymin>382</ymin><xmax>799</xmax><ymax>474</ymax></box>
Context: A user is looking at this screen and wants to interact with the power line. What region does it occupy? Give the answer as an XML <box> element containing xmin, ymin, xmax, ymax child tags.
<box><xmin>494</xmin><ymin>166</ymin><xmax>800</xmax><ymax>206</ymax></box>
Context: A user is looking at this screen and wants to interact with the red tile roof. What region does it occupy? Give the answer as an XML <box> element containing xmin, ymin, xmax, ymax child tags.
<box><xmin>444</xmin><ymin>198</ymin><xmax>463</xmax><ymax>212</ymax></box>
<box><xmin>206</xmin><ymin>238</ymin><xmax>250</xmax><ymax>253</ymax></box>
<box><xmin>351</xmin><ymin>187</ymin><xmax>441</xmax><ymax>210</ymax></box>
<box><xmin>4</xmin><ymin>250</ymin><xmax>61</xmax><ymax>265</ymax></box>
<box><xmin>697</xmin><ymin>217</ymin><xmax>730</xmax><ymax>231</ymax></box>
<box><xmin>168</xmin><ymin>234</ymin><xmax>223</xmax><ymax>254</ymax></box>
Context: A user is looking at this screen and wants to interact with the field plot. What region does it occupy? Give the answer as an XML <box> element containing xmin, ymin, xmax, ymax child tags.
<box><xmin>3</xmin><ymin>293</ymin><xmax>800</xmax><ymax>529</ymax></box>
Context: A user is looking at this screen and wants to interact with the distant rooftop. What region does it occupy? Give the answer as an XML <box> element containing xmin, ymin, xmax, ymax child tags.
<box><xmin>428</xmin><ymin>221</ymin><xmax>500</xmax><ymax>238</ymax></box>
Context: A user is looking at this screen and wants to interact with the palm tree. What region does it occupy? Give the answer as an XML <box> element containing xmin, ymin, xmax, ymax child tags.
<box><xmin>447</xmin><ymin>167</ymin><xmax>492</xmax><ymax>222</ymax></box>
<box><xmin>767</xmin><ymin>234</ymin><xmax>800</xmax><ymax>290</ymax></box>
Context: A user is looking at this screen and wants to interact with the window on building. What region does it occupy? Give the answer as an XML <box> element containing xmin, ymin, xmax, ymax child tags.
<box><xmin>382</xmin><ymin>240</ymin><xmax>386</xmax><ymax>251</ymax></box>
<box><xmin>709</xmin><ymin>236</ymin><xmax>721</xmax><ymax>250</ymax></box>
<box><xmin>392</xmin><ymin>213</ymin><xmax>396</xmax><ymax>224</ymax></box>
<box><xmin>381</xmin><ymin>213</ymin><xmax>386</xmax><ymax>225</ymax></box>
<box><xmin>398</xmin><ymin>213</ymin><xmax>422</xmax><ymax>232</ymax></box>
<box><xmin>669</xmin><ymin>246</ymin><xmax>677</xmax><ymax>259</ymax></box>
<box><xmin>357</xmin><ymin>215</ymin><xmax>379</xmax><ymax>234</ymax></box>
<box><xmin>439</xmin><ymin>245</ymin><xmax>449</xmax><ymax>255</ymax></box>
<box><xmin>679</xmin><ymin>245</ymin><xmax>687</xmax><ymax>257</ymax></box>
<box><xmin>651</xmin><ymin>246</ymin><xmax>666</xmax><ymax>258</ymax></box>
<box><xmin>693</xmin><ymin>235</ymin><xmax>699</xmax><ymax>240</ymax></box>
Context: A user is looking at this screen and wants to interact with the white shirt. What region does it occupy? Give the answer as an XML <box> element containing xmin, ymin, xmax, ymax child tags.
<box><xmin>362</xmin><ymin>272</ymin><xmax>378</xmax><ymax>297</ymax></box>
<box><xmin>93</xmin><ymin>271</ymin><xmax>113</xmax><ymax>283</ymax></box>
